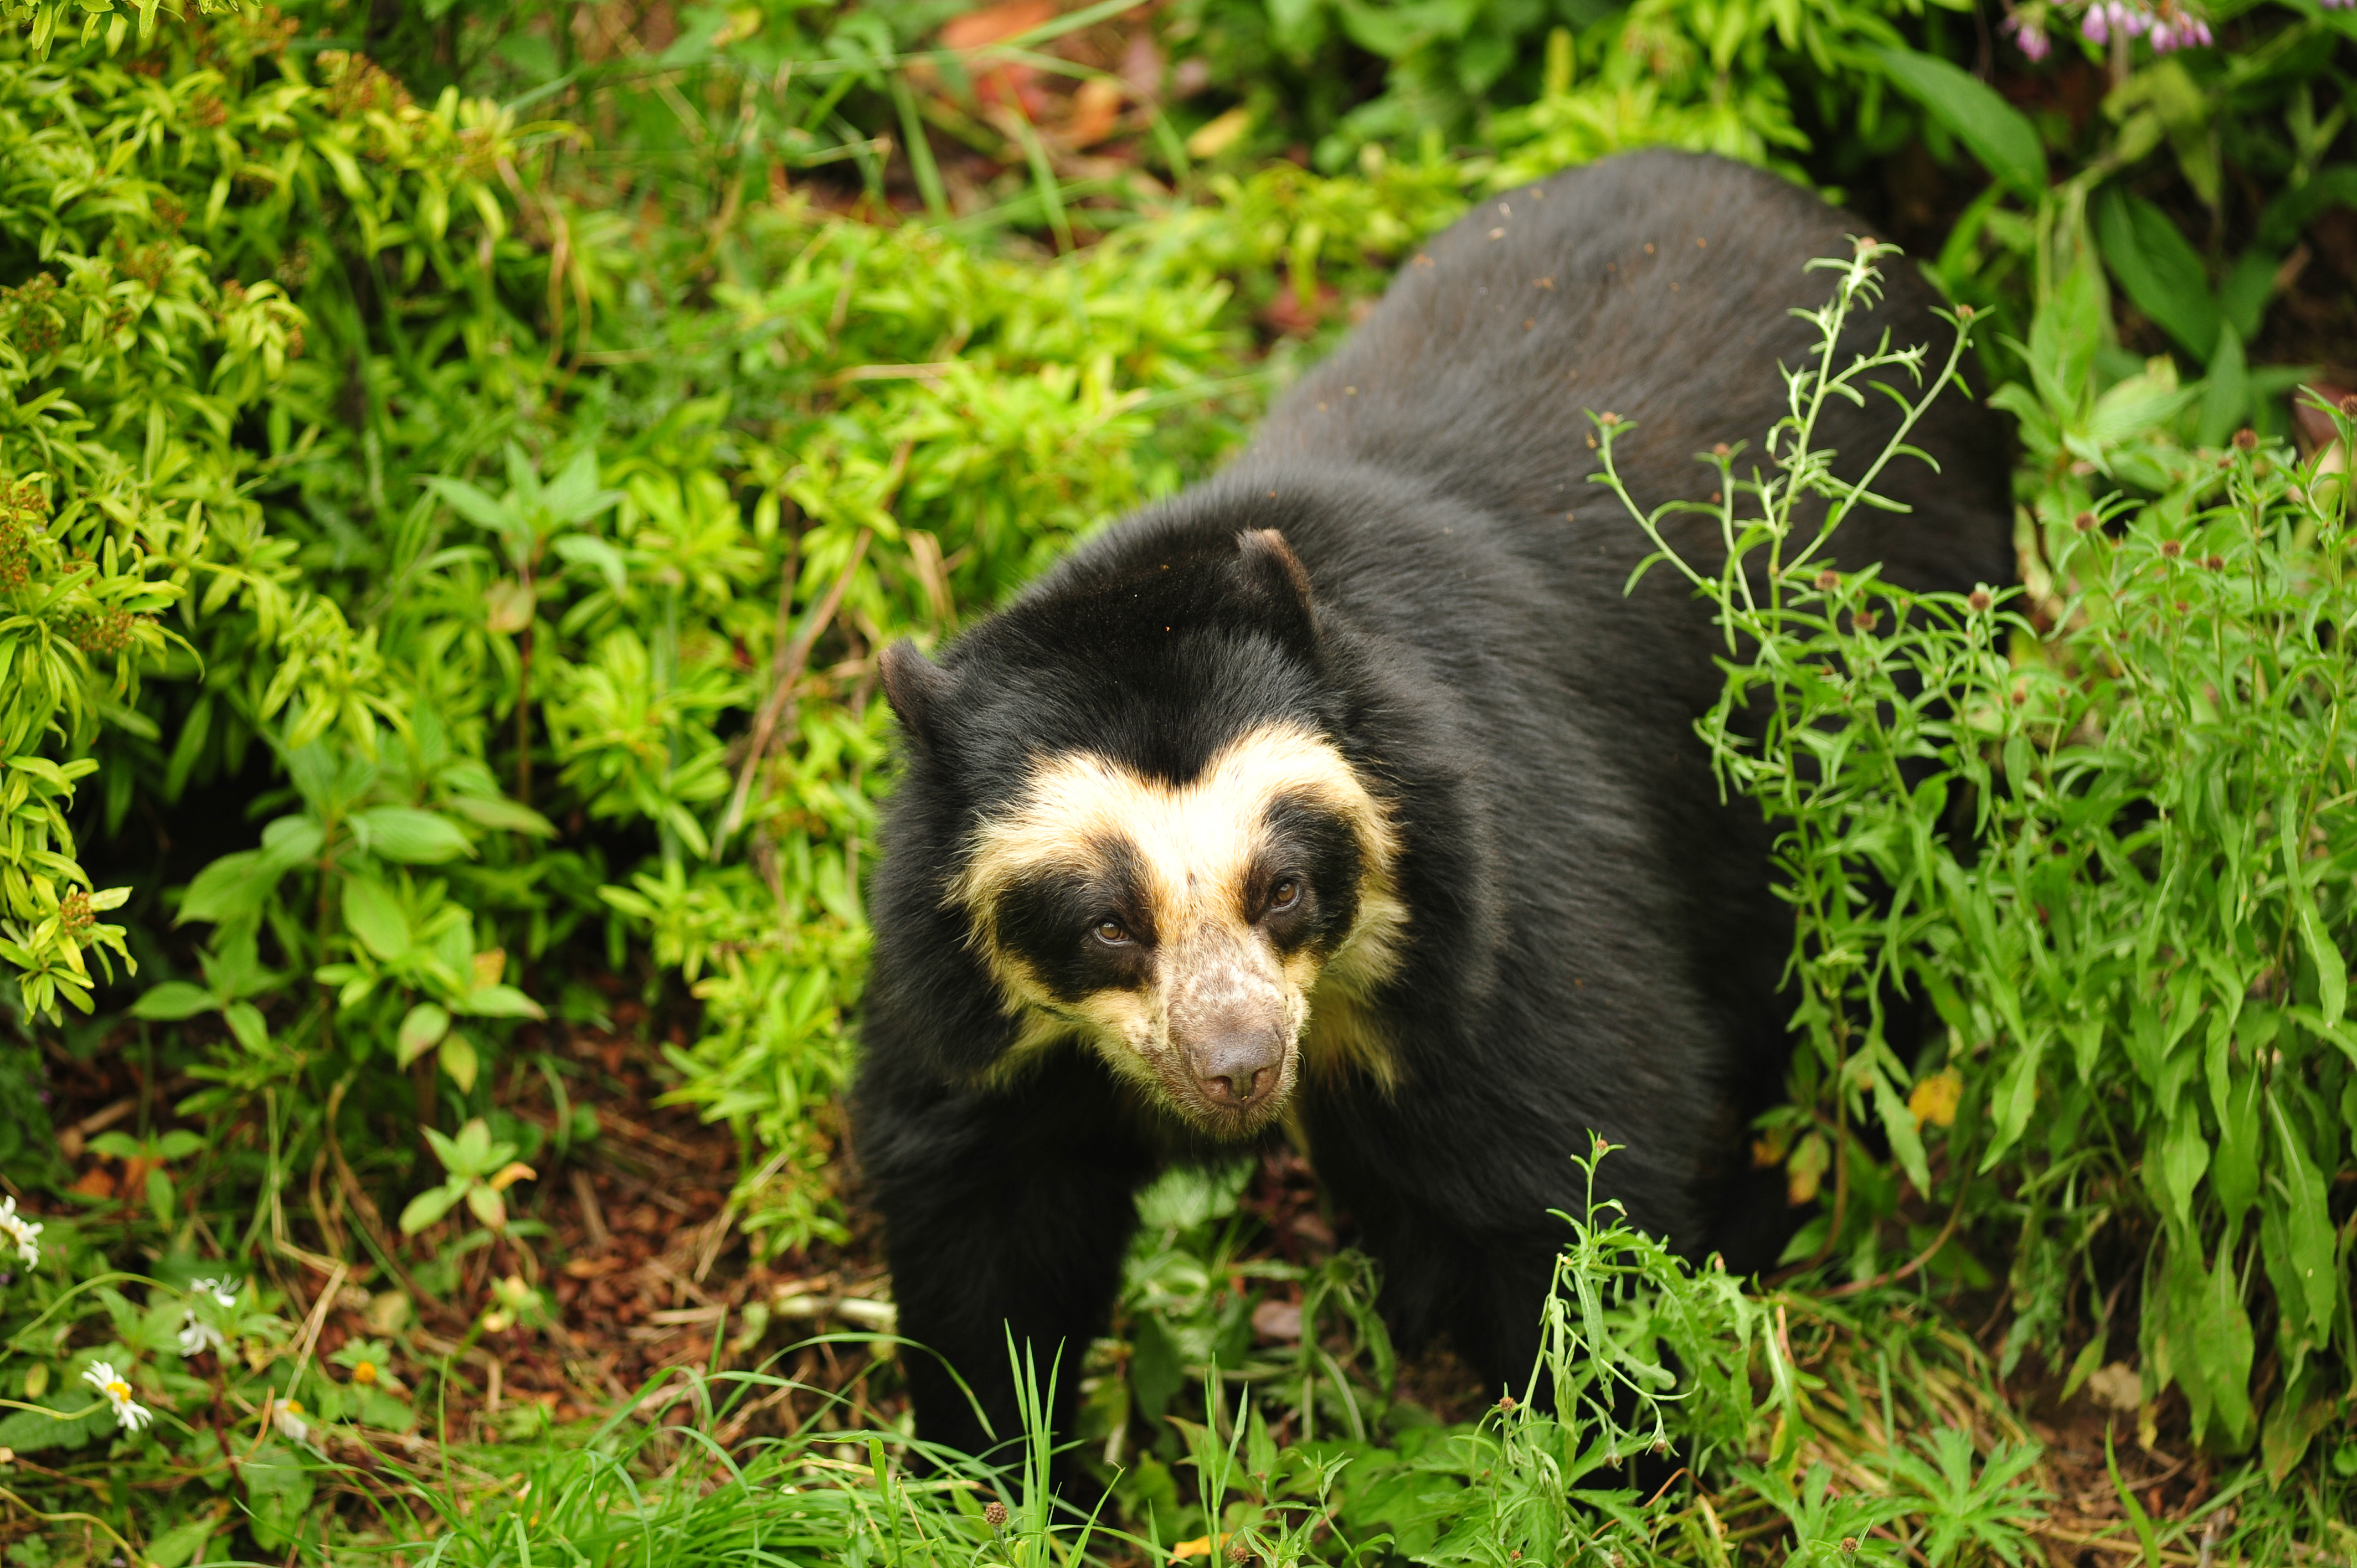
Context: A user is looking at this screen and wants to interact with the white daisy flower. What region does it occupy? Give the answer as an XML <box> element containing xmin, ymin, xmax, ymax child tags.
<box><xmin>81</xmin><ymin>1361</ymin><xmax>151</xmax><ymax>1433</ymax></box>
<box><xmin>0</xmin><ymin>1198</ymin><xmax>42</xmax><ymax>1268</ymax></box>
<box><xmin>177</xmin><ymin>1277</ymin><xmax>240</xmax><ymax>1358</ymax></box>
<box><xmin>177</xmin><ymin>1312</ymin><xmax>227</xmax><ymax>1359</ymax></box>
<box><xmin>272</xmin><ymin>1397</ymin><xmax>308</xmax><ymax>1443</ymax></box>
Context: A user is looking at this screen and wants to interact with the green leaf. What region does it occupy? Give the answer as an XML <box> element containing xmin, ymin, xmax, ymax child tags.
<box><xmin>2103</xmin><ymin>1424</ymin><xmax>2162</xmax><ymax>1568</ymax></box>
<box><xmin>421</xmin><ymin>1124</ymin><xmax>462</xmax><ymax>1175</ymax></box>
<box><xmin>146</xmin><ymin>1514</ymin><xmax>220</xmax><ymax>1568</ymax></box>
<box><xmin>2262</xmin><ymin>1364</ymin><xmax>2336</xmax><ymax>1484</ymax></box>
<box><xmin>1978</xmin><ymin>1028</ymin><xmax>2045</xmax><ymax>1171</ymax></box>
<box><xmin>424</xmin><ymin>476</ymin><xmax>519</xmax><ymax>534</ymax></box>
<box><xmin>2092</xmin><ymin>186</ymin><xmax>2221</xmax><ymax>361</ymax></box>
<box><xmin>2267</xmin><ymin>1089</ymin><xmax>2339</xmax><ymax>1341</ymax></box>
<box><xmin>178</xmin><ymin>850</ymin><xmax>272</xmax><ymax>926</ymax></box>
<box><xmin>2158</xmin><ymin>1107</ymin><xmax>2209</xmax><ymax>1234</ymax></box>
<box><xmin>462</xmin><ymin>983</ymin><xmax>544</xmax><ymax>1019</ymax></box>
<box><xmin>397</xmin><ymin>1003</ymin><xmax>450</xmax><ymax>1068</ymax></box>
<box><xmin>1872</xmin><ymin>47</ymin><xmax>2047</xmax><ymax>198</ymax></box>
<box><xmin>132</xmin><ymin>981</ymin><xmax>217</xmax><ymax>1020</ymax></box>
<box><xmin>2211</xmin><ymin>1064</ymin><xmax>2262</xmax><ymax>1224</ymax></box>
<box><xmin>552</xmin><ymin>532</ymin><xmax>629</xmax><ymax>594</ymax></box>
<box><xmin>2195</xmin><ymin>323</ymin><xmax>2248</xmax><ymax>449</ymax></box>
<box><xmin>443</xmin><ymin>795</ymin><xmax>557</xmax><ymax>836</ymax></box>
<box><xmin>464</xmin><ymin>1181</ymin><xmax>506</xmax><ymax>1230</ymax></box>
<box><xmin>353</xmin><ymin>807</ymin><xmax>474</xmax><ymax>864</ymax></box>
<box><xmin>2023</xmin><ymin>261</ymin><xmax>2106</xmax><ymax>419</ymax></box>
<box><xmin>224</xmin><ymin>1002</ymin><xmax>268</xmax><ymax>1053</ymax></box>
<box><xmin>2279</xmin><ymin>788</ymin><xmax>2346</xmax><ymax>1027</ymax></box>
<box><xmin>398</xmin><ymin>1182</ymin><xmax>466</xmax><ymax>1235</ymax></box>
<box><xmin>256</xmin><ymin>814</ymin><xmax>327</xmax><ymax>873</ymax></box>
<box><xmin>342</xmin><ymin>876</ymin><xmax>411</xmax><ymax>962</ymax></box>
<box><xmin>452</xmin><ymin>1117</ymin><xmax>493</xmax><ymax>1170</ymax></box>
<box><xmin>1871</xmin><ymin>1068</ymin><xmax>1932</xmax><ymax>1196</ymax></box>
<box><xmin>2217</xmin><ymin>249</ymin><xmax>2277</xmax><ymax>344</ymax></box>
<box><xmin>439</xmin><ymin>1030</ymin><xmax>480</xmax><ymax>1094</ymax></box>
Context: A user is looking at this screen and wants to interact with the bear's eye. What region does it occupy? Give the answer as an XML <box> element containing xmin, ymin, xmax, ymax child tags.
<box><xmin>1266</xmin><ymin>877</ymin><xmax>1301</xmax><ymax>913</ymax></box>
<box><xmin>1093</xmin><ymin>918</ymin><xmax>1133</xmax><ymax>947</ymax></box>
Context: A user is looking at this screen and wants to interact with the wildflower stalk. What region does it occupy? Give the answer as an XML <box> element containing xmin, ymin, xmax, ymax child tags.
<box><xmin>1584</xmin><ymin>241</ymin><xmax>2003</xmax><ymax>1274</ymax></box>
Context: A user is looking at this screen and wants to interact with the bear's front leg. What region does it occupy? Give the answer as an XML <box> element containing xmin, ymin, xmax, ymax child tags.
<box><xmin>856</xmin><ymin>1045</ymin><xmax>1156</xmax><ymax>1468</ymax></box>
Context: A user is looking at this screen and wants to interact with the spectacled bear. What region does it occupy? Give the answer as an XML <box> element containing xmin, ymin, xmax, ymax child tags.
<box><xmin>855</xmin><ymin>149</ymin><xmax>2011</xmax><ymax>1463</ymax></box>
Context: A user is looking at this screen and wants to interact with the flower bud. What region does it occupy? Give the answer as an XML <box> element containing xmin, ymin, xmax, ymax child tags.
<box><xmin>983</xmin><ymin>1500</ymin><xmax>1008</xmax><ymax>1529</ymax></box>
<box><xmin>2073</xmin><ymin>510</ymin><xmax>2098</xmax><ymax>533</ymax></box>
<box><xmin>1967</xmin><ymin>589</ymin><xmax>1992</xmax><ymax>612</ymax></box>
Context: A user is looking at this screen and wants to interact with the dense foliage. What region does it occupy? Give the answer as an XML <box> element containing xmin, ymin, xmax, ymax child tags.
<box><xmin>1</xmin><ymin>0</ymin><xmax>2354</xmax><ymax>1561</ymax></box>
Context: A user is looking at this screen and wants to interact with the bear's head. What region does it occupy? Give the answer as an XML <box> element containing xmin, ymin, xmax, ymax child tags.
<box><xmin>877</xmin><ymin>525</ymin><xmax>1406</xmax><ymax>1137</ymax></box>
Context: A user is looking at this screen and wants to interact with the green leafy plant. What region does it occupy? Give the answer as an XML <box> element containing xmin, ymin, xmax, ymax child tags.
<box><xmin>1604</xmin><ymin>238</ymin><xmax>2355</xmax><ymax>1466</ymax></box>
<box><xmin>398</xmin><ymin>1115</ymin><xmax>537</xmax><ymax>1235</ymax></box>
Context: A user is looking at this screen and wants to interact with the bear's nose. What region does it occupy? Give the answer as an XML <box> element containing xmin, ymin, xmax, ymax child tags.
<box><xmin>1187</xmin><ymin>1033</ymin><xmax>1284</xmax><ymax>1111</ymax></box>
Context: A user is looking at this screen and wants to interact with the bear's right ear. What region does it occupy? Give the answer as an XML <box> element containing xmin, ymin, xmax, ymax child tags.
<box><xmin>1234</xmin><ymin>528</ymin><xmax>1318</xmax><ymax>655</ymax></box>
<box><xmin>880</xmin><ymin>639</ymin><xmax>952</xmax><ymax>746</ymax></box>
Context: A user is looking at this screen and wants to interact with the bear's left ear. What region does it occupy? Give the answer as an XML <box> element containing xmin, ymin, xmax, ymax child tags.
<box><xmin>1234</xmin><ymin>528</ymin><xmax>1318</xmax><ymax>653</ymax></box>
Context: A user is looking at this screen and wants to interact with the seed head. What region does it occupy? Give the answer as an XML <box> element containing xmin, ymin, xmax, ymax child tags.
<box><xmin>2205</xmin><ymin>555</ymin><xmax>2224</xmax><ymax>570</ymax></box>
<box><xmin>982</xmin><ymin>1500</ymin><xmax>1008</xmax><ymax>1529</ymax></box>
<box><xmin>1495</xmin><ymin>1394</ymin><xmax>1519</xmax><ymax>1412</ymax></box>
<box><xmin>1967</xmin><ymin>589</ymin><xmax>1992</xmax><ymax>612</ymax></box>
<box><xmin>1815</xmin><ymin>570</ymin><xmax>1840</xmax><ymax>591</ymax></box>
<box><xmin>2073</xmin><ymin>510</ymin><xmax>2098</xmax><ymax>533</ymax></box>
<box><xmin>1227</xmin><ymin>1536</ymin><xmax>1255</xmax><ymax>1564</ymax></box>
<box><xmin>1956</xmin><ymin>303</ymin><xmax>1975</xmax><ymax>319</ymax></box>
<box><xmin>1598</xmin><ymin>411</ymin><xmax>1620</xmax><ymax>426</ymax></box>
<box><xmin>1851</xmin><ymin>610</ymin><xmax>1879</xmax><ymax>633</ymax></box>
<box><xmin>2160</xmin><ymin>539</ymin><xmax>2183</xmax><ymax>559</ymax></box>
<box><xmin>1840</xmin><ymin>1540</ymin><xmax>1860</xmax><ymax>1557</ymax></box>
<box><xmin>2232</xmin><ymin>427</ymin><xmax>2258</xmax><ymax>451</ymax></box>
<box><xmin>2340</xmin><ymin>394</ymin><xmax>2357</xmax><ymax>418</ymax></box>
<box><xmin>1711</xmin><ymin>442</ymin><xmax>1731</xmax><ymax>458</ymax></box>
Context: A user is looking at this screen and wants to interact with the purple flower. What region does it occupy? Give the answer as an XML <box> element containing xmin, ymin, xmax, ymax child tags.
<box><xmin>2146</xmin><ymin>1</ymin><xmax>2214</xmax><ymax>49</ymax></box>
<box><xmin>2008</xmin><ymin>13</ymin><xmax>2053</xmax><ymax>58</ymax></box>
<box><xmin>2082</xmin><ymin>6</ymin><xmax>2109</xmax><ymax>42</ymax></box>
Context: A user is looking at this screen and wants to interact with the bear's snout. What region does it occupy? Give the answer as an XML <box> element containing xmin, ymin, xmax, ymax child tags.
<box><xmin>1182</xmin><ymin>1028</ymin><xmax>1286</xmax><ymax>1112</ymax></box>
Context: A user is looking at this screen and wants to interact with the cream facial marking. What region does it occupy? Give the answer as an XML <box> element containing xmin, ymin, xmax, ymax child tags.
<box><xmin>954</xmin><ymin>723</ymin><xmax>1407</xmax><ymax>1129</ymax></box>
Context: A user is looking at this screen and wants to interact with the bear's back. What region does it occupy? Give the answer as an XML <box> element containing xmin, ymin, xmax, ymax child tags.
<box><xmin>1248</xmin><ymin>149</ymin><xmax>2013</xmax><ymax>603</ymax></box>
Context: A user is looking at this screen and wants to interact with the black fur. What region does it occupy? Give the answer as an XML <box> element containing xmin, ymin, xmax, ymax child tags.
<box><xmin>853</xmin><ymin>151</ymin><xmax>2012</xmax><ymax>1464</ymax></box>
